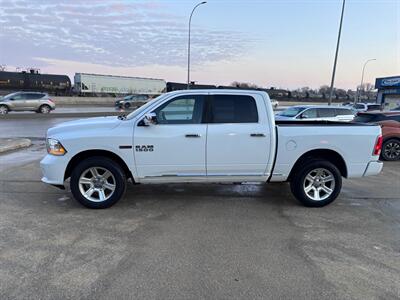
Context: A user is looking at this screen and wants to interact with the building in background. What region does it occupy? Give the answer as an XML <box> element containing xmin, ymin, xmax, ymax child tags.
<box><xmin>375</xmin><ymin>75</ymin><xmax>400</xmax><ymax>109</ymax></box>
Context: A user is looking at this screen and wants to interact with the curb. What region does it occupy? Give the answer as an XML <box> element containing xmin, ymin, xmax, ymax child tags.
<box><xmin>0</xmin><ymin>138</ymin><xmax>32</xmax><ymax>153</ymax></box>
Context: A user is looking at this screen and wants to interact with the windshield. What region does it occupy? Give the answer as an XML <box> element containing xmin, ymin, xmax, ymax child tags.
<box><xmin>3</xmin><ymin>92</ymin><xmax>19</xmax><ymax>99</ymax></box>
<box><xmin>124</xmin><ymin>95</ymin><xmax>132</xmax><ymax>100</ymax></box>
<box><xmin>126</xmin><ymin>94</ymin><xmax>165</xmax><ymax>120</ymax></box>
<box><xmin>278</xmin><ymin>107</ymin><xmax>305</xmax><ymax>117</ymax></box>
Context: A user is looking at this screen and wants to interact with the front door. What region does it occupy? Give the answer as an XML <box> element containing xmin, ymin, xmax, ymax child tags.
<box><xmin>206</xmin><ymin>94</ymin><xmax>272</xmax><ymax>179</ymax></box>
<box><xmin>134</xmin><ymin>94</ymin><xmax>207</xmax><ymax>181</ymax></box>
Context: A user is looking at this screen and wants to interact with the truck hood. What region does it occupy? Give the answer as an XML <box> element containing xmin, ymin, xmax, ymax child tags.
<box><xmin>47</xmin><ymin>116</ymin><xmax>121</xmax><ymax>137</ymax></box>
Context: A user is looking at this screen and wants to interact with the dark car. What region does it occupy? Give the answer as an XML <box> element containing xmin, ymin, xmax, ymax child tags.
<box><xmin>115</xmin><ymin>94</ymin><xmax>149</xmax><ymax>109</ymax></box>
<box><xmin>353</xmin><ymin>112</ymin><xmax>400</xmax><ymax>160</ymax></box>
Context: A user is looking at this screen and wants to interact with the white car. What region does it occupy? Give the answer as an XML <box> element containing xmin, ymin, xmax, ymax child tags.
<box><xmin>353</xmin><ymin>103</ymin><xmax>382</xmax><ymax>112</ymax></box>
<box><xmin>275</xmin><ymin>105</ymin><xmax>356</xmax><ymax>122</ymax></box>
<box><xmin>41</xmin><ymin>90</ymin><xmax>383</xmax><ymax>209</ymax></box>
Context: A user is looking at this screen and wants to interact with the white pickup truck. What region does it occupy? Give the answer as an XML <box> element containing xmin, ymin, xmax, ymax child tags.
<box><xmin>41</xmin><ymin>89</ymin><xmax>383</xmax><ymax>209</ymax></box>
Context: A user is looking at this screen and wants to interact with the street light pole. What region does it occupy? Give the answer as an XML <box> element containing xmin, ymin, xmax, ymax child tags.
<box><xmin>328</xmin><ymin>0</ymin><xmax>346</xmax><ymax>105</ymax></box>
<box><xmin>356</xmin><ymin>58</ymin><xmax>376</xmax><ymax>103</ymax></box>
<box><xmin>187</xmin><ymin>1</ymin><xmax>207</xmax><ymax>89</ymax></box>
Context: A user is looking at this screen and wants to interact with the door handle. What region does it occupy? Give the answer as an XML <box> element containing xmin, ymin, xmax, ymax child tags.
<box><xmin>250</xmin><ymin>133</ymin><xmax>266</xmax><ymax>137</ymax></box>
<box><xmin>185</xmin><ymin>134</ymin><xmax>201</xmax><ymax>138</ymax></box>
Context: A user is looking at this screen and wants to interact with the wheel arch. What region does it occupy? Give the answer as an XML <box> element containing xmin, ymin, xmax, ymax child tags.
<box><xmin>64</xmin><ymin>149</ymin><xmax>133</xmax><ymax>181</ymax></box>
<box><xmin>288</xmin><ymin>149</ymin><xmax>348</xmax><ymax>180</ymax></box>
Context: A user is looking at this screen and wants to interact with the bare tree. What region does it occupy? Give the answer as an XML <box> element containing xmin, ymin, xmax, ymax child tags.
<box><xmin>230</xmin><ymin>81</ymin><xmax>260</xmax><ymax>89</ymax></box>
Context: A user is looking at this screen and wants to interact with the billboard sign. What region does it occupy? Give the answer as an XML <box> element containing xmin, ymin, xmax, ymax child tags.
<box><xmin>375</xmin><ymin>76</ymin><xmax>400</xmax><ymax>89</ymax></box>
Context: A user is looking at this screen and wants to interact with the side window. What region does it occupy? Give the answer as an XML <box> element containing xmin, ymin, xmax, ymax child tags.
<box><xmin>390</xmin><ymin>115</ymin><xmax>400</xmax><ymax>122</ymax></box>
<box><xmin>11</xmin><ymin>94</ymin><xmax>25</xmax><ymax>100</ymax></box>
<box><xmin>300</xmin><ymin>108</ymin><xmax>317</xmax><ymax>119</ymax></box>
<box><xmin>317</xmin><ymin>108</ymin><xmax>335</xmax><ymax>118</ymax></box>
<box><xmin>153</xmin><ymin>95</ymin><xmax>205</xmax><ymax>124</ymax></box>
<box><xmin>335</xmin><ymin>108</ymin><xmax>353</xmax><ymax>116</ymax></box>
<box><xmin>210</xmin><ymin>95</ymin><xmax>258</xmax><ymax>123</ymax></box>
<box><xmin>26</xmin><ymin>93</ymin><xmax>41</xmax><ymax>99</ymax></box>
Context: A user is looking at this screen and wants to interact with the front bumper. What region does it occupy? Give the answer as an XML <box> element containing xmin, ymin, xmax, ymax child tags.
<box><xmin>40</xmin><ymin>154</ymin><xmax>69</xmax><ymax>186</ymax></box>
<box><xmin>363</xmin><ymin>161</ymin><xmax>383</xmax><ymax>177</ymax></box>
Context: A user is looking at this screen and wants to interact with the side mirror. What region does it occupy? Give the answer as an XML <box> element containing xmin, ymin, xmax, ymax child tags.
<box><xmin>300</xmin><ymin>114</ymin><xmax>308</xmax><ymax>119</ymax></box>
<box><xmin>143</xmin><ymin>112</ymin><xmax>158</xmax><ymax>126</ymax></box>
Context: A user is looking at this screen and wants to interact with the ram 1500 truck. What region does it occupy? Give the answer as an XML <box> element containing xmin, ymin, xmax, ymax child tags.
<box><xmin>40</xmin><ymin>90</ymin><xmax>383</xmax><ymax>209</ymax></box>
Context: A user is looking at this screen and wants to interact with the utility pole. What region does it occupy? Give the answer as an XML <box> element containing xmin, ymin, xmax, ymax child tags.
<box><xmin>187</xmin><ymin>1</ymin><xmax>207</xmax><ymax>89</ymax></box>
<box><xmin>328</xmin><ymin>0</ymin><xmax>346</xmax><ymax>105</ymax></box>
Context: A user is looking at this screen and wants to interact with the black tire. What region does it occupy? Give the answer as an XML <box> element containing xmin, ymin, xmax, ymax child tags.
<box><xmin>290</xmin><ymin>159</ymin><xmax>342</xmax><ymax>207</ymax></box>
<box><xmin>39</xmin><ymin>104</ymin><xmax>51</xmax><ymax>114</ymax></box>
<box><xmin>0</xmin><ymin>105</ymin><xmax>9</xmax><ymax>115</ymax></box>
<box><xmin>70</xmin><ymin>156</ymin><xmax>127</xmax><ymax>209</ymax></box>
<box><xmin>381</xmin><ymin>139</ymin><xmax>400</xmax><ymax>161</ymax></box>
<box><xmin>124</xmin><ymin>102</ymin><xmax>131</xmax><ymax>109</ymax></box>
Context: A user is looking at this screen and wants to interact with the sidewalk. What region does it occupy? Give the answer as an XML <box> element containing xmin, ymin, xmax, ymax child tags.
<box><xmin>0</xmin><ymin>138</ymin><xmax>31</xmax><ymax>153</ymax></box>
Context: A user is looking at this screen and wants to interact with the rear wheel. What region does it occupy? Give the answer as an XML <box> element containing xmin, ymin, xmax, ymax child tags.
<box><xmin>70</xmin><ymin>157</ymin><xmax>126</xmax><ymax>209</ymax></box>
<box><xmin>290</xmin><ymin>159</ymin><xmax>342</xmax><ymax>207</ymax></box>
<box><xmin>39</xmin><ymin>104</ymin><xmax>51</xmax><ymax>114</ymax></box>
<box><xmin>124</xmin><ymin>102</ymin><xmax>131</xmax><ymax>109</ymax></box>
<box><xmin>381</xmin><ymin>139</ymin><xmax>400</xmax><ymax>161</ymax></box>
<box><xmin>0</xmin><ymin>105</ymin><xmax>9</xmax><ymax>115</ymax></box>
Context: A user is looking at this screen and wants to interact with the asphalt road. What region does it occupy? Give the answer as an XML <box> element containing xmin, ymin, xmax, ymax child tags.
<box><xmin>0</xmin><ymin>142</ymin><xmax>399</xmax><ymax>299</ymax></box>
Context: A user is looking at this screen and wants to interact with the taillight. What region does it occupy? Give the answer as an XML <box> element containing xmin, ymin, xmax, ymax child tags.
<box><xmin>373</xmin><ymin>135</ymin><xmax>383</xmax><ymax>156</ymax></box>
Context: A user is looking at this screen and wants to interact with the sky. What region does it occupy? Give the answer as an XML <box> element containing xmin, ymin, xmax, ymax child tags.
<box><xmin>0</xmin><ymin>0</ymin><xmax>399</xmax><ymax>90</ymax></box>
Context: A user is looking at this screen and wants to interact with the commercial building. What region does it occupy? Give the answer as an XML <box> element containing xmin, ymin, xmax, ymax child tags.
<box><xmin>375</xmin><ymin>75</ymin><xmax>400</xmax><ymax>109</ymax></box>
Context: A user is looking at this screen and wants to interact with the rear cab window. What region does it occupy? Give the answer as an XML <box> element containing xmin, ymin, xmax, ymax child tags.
<box><xmin>210</xmin><ymin>95</ymin><xmax>258</xmax><ymax>123</ymax></box>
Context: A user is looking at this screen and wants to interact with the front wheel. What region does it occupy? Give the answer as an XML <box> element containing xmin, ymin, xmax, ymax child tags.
<box><xmin>381</xmin><ymin>139</ymin><xmax>400</xmax><ymax>161</ymax></box>
<box><xmin>290</xmin><ymin>159</ymin><xmax>342</xmax><ymax>207</ymax></box>
<box><xmin>0</xmin><ymin>105</ymin><xmax>9</xmax><ymax>115</ymax></box>
<box><xmin>70</xmin><ymin>157</ymin><xmax>127</xmax><ymax>208</ymax></box>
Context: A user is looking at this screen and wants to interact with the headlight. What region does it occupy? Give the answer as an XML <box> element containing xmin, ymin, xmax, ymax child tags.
<box><xmin>46</xmin><ymin>138</ymin><xmax>67</xmax><ymax>156</ymax></box>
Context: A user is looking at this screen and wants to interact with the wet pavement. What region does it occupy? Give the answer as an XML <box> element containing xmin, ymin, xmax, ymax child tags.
<box><xmin>0</xmin><ymin>143</ymin><xmax>399</xmax><ymax>299</ymax></box>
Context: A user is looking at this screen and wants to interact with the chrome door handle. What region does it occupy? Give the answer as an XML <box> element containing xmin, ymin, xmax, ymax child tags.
<box><xmin>185</xmin><ymin>134</ymin><xmax>201</xmax><ymax>138</ymax></box>
<box><xmin>250</xmin><ymin>133</ymin><xmax>266</xmax><ymax>137</ymax></box>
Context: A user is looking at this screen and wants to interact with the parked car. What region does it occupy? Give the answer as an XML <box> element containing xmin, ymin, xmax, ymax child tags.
<box><xmin>115</xmin><ymin>94</ymin><xmax>150</xmax><ymax>109</ymax></box>
<box><xmin>275</xmin><ymin>105</ymin><xmax>356</xmax><ymax>122</ymax></box>
<box><xmin>41</xmin><ymin>89</ymin><xmax>382</xmax><ymax>209</ymax></box>
<box><xmin>0</xmin><ymin>91</ymin><xmax>55</xmax><ymax>114</ymax></box>
<box><xmin>353</xmin><ymin>112</ymin><xmax>400</xmax><ymax>161</ymax></box>
<box><xmin>352</xmin><ymin>103</ymin><xmax>382</xmax><ymax>112</ymax></box>
<box><xmin>270</xmin><ymin>99</ymin><xmax>279</xmax><ymax>109</ymax></box>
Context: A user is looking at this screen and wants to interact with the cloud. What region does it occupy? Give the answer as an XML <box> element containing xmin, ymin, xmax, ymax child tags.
<box><xmin>0</xmin><ymin>0</ymin><xmax>250</xmax><ymax>69</ymax></box>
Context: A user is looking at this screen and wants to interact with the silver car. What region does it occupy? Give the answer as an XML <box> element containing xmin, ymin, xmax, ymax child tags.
<box><xmin>0</xmin><ymin>92</ymin><xmax>56</xmax><ymax>114</ymax></box>
<box><xmin>275</xmin><ymin>105</ymin><xmax>356</xmax><ymax>122</ymax></box>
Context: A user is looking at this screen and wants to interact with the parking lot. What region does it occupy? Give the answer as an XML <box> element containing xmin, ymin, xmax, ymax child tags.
<box><xmin>0</xmin><ymin>138</ymin><xmax>399</xmax><ymax>299</ymax></box>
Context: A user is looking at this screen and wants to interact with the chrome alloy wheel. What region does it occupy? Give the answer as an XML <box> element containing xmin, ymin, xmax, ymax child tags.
<box><xmin>78</xmin><ymin>167</ymin><xmax>116</xmax><ymax>202</ymax></box>
<box><xmin>303</xmin><ymin>168</ymin><xmax>335</xmax><ymax>201</ymax></box>
<box><xmin>40</xmin><ymin>105</ymin><xmax>50</xmax><ymax>113</ymax></box>
<box><xmin>384</xmin><ymin>141</ymin><xmax>400</xmax><ymax>160</ymax></box>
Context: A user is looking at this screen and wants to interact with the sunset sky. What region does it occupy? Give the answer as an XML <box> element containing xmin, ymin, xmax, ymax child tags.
<box><xmin>0</xmin><ymin>0</ymin><xmax>399</xmax><ymax>90</ymax></box>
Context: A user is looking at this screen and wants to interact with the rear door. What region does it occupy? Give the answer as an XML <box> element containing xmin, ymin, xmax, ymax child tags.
<box><xmin>317</xmin><ymin>108</ymin><xmax>336</xmax><ymax>121</ymax></box>
<box><xmin>206</xmin><ymin>93</ymin><xmax>272</xmax><ymax>179</ymax></box>
<box><xmin>24</xmin><ymin>93</ymin><xmax>43</xmax><ymax>109</ymax></box>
